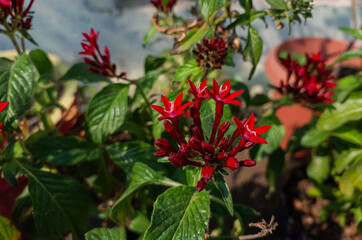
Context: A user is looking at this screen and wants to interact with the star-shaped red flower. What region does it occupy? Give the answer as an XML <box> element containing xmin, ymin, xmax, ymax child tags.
<box><xmin>233</xmin><ymin>113</ymin><xmax>270</xmax><ymax>144</ymax></box>
<box><xmin>150</xmin><ymin>92</ymin><xmax>193</xmax><ymax>121</ymax></box>
<box><xmin>207</xmin><ymin>79</ymin><xmax>243</xmax><ymax>106</ymax></box>
<box><xmin>187</xmin><ymin>79</ymin><xmax>209</xmax><ymax>109</ymax></box>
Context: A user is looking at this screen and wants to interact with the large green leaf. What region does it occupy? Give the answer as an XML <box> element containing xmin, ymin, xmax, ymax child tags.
<box><xmin>29</xmin><ymin>49</ymin><xmax>54</xmax><ymax>82</ymax></box>
<box><xmin>0</xmin><ymin>215</ymin><xmax>20</xmax><ymax>240</ymax></box>
<box><xmin>16</xmin><ymin>163</ymin><xmax>90</xmax><ymax>239</ymax></box>
<box><xmin>144</xmin><ymin>186</ymin><xmax>210</xmax><ymax>240</ymax></box>
<box><xmin>29</xmin><ymin>136</ymin><xmax>102</xmax><ymax>165</ymax></box>
<box><xmin>339</xmin><ymin>160</ymin><xmax>362</xmax><ymax>196</ymax></box>
<box><xmin>301</xmin><ymin>128</ymin><xmax>329</xmax><ymax>147</ymax></box>
<box><xmin>226</xmin><ymin>11</ymin><xmax>266</xmax><ymax>30</ymax></box>
<box><xmin>334</xmin><ymin>148</ymin><xmax>362</xmax><ymax>174</ymax></box>
<box><xmin>174</xmin><ymin>60</ymin><xmax>203</xmax><ymax>82</ymax></box>
<box><xmin>250</xmin><ymin>115</ymin><xmax>285</xmax><ymax>161</ymax></box>
<box><xmin>337</xmin><ymin>49</ymin><xmax>362</xmax><ymax>63</ymax></box>
<box><xmin>86</xmin><ymin>83</ymin><xmax>129</xmax><ymax>143</ymax></box>
<box><xmin>213</xmin><ymin>173</ymin><xmax>233</xmax><ymax>215</ymax></box>
<box><xmin>317</xmin><ymin>93</ymin><xmax>362</xmax><ymax>131</ymax></box>
<box><xmin>266</xmin><ymin>0</ymin><xmax>287</xmax><ymax>9</ymax></box>
<box><xmin>199</xmin><ymin>0</ymin><xmax>228</xmax><ymax>22</ymax></box>
<box><xmin>111</xmin><ymin>163</ymin><xmax>180</xmax><ymax>222</ymax></box>
<box><xmin>85</xmin><ymin>227</ymin><xmax>125</xmax><ymax>240</ymax></box>
<box><xmin>106</xmin><ymin>141</ymin><xmax>158</xmax><ymax>171</ymax></box>
<box><xmin>331</xmin><ymin>127</ymin><xmax>362</xmax><ymax>146</ymax></box>
<box><xmin>0</xmin><ymin>54</ymin><xmax>36</xmax><ymax>123</ymax></box>
<box><xmin>58</xmin><ymin>63</ymin><xmax>110</xmax><ymax>83</ymax></box>
<box><xmin>244</xmin><ymin>26</ymin><xmax>263</xmax><ymax>79</ymax></box>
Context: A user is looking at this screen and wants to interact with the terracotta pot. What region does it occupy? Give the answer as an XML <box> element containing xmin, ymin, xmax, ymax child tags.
<box><xmin>265</xmin><ymin>38</ymin><xmax>361</xmax><ymax>149</ymax></box>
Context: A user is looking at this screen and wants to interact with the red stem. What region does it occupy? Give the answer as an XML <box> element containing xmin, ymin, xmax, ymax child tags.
<box><xmin>209</xmin><ymin>102</ymin><xmax>223</xmax><ymax>146</ymax></box>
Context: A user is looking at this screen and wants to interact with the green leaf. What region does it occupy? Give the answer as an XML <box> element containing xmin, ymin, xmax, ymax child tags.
<box><xmin>317</xmin><ymin>94</ymin><xmax>362</xmax><ymax>131</ymax></box>
<box><xmin>106</xmin><ymin>141</ymin><xmax>157</xmax><ymax>171</ymax></box>
<box><xmin>339</xmin><ymin>27</ymin><xmax>362</xmax><ymax>39</ymax></box>
<box><xmin>238</xmin><ymin>0</ymin><xmax>252</xmax><ymax>12</ymax></box>
<box><xmin>250</xmin><ymin>115</ymin><xmax>285</xmax><ymax>161</ymax></box>
<box><xmin>249</xmin><ymin>94</ymin><xmax>270</xmax><ymax>106</ymax></box>
<box><xmin>85</xmin><ymin>227</ymin><xmax>125</xmax><ymax>240</ymax></box>
<box><xmin>143</xmin><ymin>25</ymin><xmax>158</xmax><ymax>47</ymax></box>
<box><xmin>339</xmin><ymin>161</ymin><xmax>362</xmax><ymax>196</ymax></box>
<box><xmin>334</xmin><ymin>148</ymin><xmax>362</xmax><ymax>174</ymax></box>
<box><xmin>28</xmin><ymin>136</ymin><xmax>102</xmax><ymax>165</ymax></box>
<box><xmin>58</xmin><ymin>63</ymin><xmax>110</xmax><ymax>83</ymax></box>
<box><xmin>307</xmin><ymin>148</ymin><xmax>331</xmax><ymax>184</ymax></box>
<box><xmin>16</xmin><ymin>163</ymin><xmax>90</xmax><ymax>239</ymax></box>
<box><xmin>199</xmin><ymin>0</ymin><xmax>228</xmax><ymax>22</ymax></box>
<box><xmin>111</xmin><ymin>163</ymin><xmax>180</xmax><ymax>222</ymax></box>
<box><xmin>0</xmin><ymin>54</ymin><xmax>36</xmax><ymax>124</ymax></box>
<box><xmin>174</xmin><ymin>60</ymin><xmax>203</xmax><ymax>82</ymax></box>
<box><xmin>330</xmin><ymin>127</ymin><xmax>362</xmax><ymax>146</ymax></box>
<box><xmin>19</xmin><ymin>29</ymin><xmax>38</xmax><ymax>46</ymax></box>
<box><xmin>234</xmin><ymin>204</ymin><xmax>259</xmax><ymax>234</ymax></box>
<box><xmin>0</xmin><ymin>215</ymin><xmax>21</xmax><ymax>240</ymax></box>
<box><xmin>337</xmin><ymin>49</ymin><xmax>362</xmax><ymax>63</ymax></box>
<box><xmin>29</xmin><ymin>49</ymin><xmax>54</xmax><ymax>82</ymax></box>
<box><xmin>2</xmin><ymin>162</ymin><xmax>18</xmax><ymax>186</ymax></box>
<box><xmin>226</xmin><ymin>11</ymin><xmax>266</xmax><ymax>30</ymax></box>
<box><xmin>129</xmin><ymin>213</ymin><xmax>151</xmax><ymax>234</ymax></box>
<box><xmin>213</xmin><ymin>173</ymin><xmax>233</xmax><ymax>215</ymax></box>
<box><xmin>266</xmin><ymin>148</ymin><xmax>285</xmax><ymax>192</ymax></box>
<box><xmin>171</xmin><ymin>23</ymin><xmax>210</xmax><ymax>54</ymax></box>
<box><xmin>145</xmin><ymin>55</ymin><xmax>166</xmax><ymax>73</ymax></box>
<box><xmin>334</xmin><ymin>75</ymin><xmax>361</xmax><ymax>102</ymax></box>
<box><xmin>244</xmin><ymin>26</ymin><xmax>263</xmax><ymax>79</ymax></box>
<box><xmin>86</xmin><ymin>83</ymin><xmax>129</xmax><ymax>143</ymax></box>
<box><xmin>266</xmin><ymin>0</ymin><xmax>287</xmax><ymax>9</ymax></box>
<box><xmin>144</xmin><ymin>186</ymin><xmax>210</xmax><ymax>240</ymax></box>
<box><xmin>301</xmin><ymin>128</ymin><xmax>329</xmax><ymax>147</ymax></box>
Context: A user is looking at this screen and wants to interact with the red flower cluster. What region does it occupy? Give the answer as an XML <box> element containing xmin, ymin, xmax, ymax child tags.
<box><xmin>277</xmin><ymin>52</ymin><xmax>337</xmax><ymax>104</ymax></box>
<box><xmin>80</xmin><ymin>28</ymin><xmax>125</xmax><ymax>78</ymax></box>
<box><xmin>150</xmin><ymin>0</ymin><xmax>177</xmax><ymax>13</ymax></box>
<box><xmin>0</xmin><ymin>0</ymin><xmax>34</xmax><ymax>30</ymax></box>
<box><xmin>0</xmin><ymin>102</ymin><xmax>9</xmax><ymax>150</ymax></box>
<box><xmin>151</xmin><ymin>79</ymin><xmax>270</xmax><ymax>192</ymax></box>
<box><xmin>192</xmin><ymin>38</ymin><xmax>228</xmax><ymax>70</ymax></box>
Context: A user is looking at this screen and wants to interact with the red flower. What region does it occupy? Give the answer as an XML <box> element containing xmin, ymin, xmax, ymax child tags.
<box><xmin>0</xmin><ymin>0</ymin><xmax>10</xmax><ymax>6</ymax></box>
<box><xmin>207</xmin><ymin>79</ymin><xmax>243</xmax><ymax>106</ymax></box>
<box><xmin>151</xmin><ymin>0</ymin><xmax>177</xmax><ymax>12</ymax></box>
<box><xmin>234</xmin><ymin>114</ymin><xmax>270</xmax><ymax>144</ymax></box>
<box><xmin>188</xmin><ymin>79</ymin><xmax>209</xmax><ymax>110</ymax></box>
<box><xmin>150</xmin><ymin>92</ymin><xmax>193</xmax><ymax>121</ymax></box>
<box><xmin>193</xmin><ymin>38</ymin><xmax>228</xmax><ymax>70</ymax></box>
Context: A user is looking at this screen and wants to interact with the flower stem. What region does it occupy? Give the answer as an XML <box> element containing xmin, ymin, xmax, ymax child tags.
<box><xmin>209</xmin><ymin>102</ymin><xmax>223</xmax><ymax>145</ymax></box>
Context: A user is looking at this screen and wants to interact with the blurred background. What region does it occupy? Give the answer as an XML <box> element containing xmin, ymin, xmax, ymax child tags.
<box><xmin>0</xmin><ymin>0</ymin><xmax>360</xmax><ymax>86</ymax></box>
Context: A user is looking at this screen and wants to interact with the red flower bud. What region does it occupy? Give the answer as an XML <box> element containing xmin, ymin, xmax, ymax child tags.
<box><xmin>219</xmin><ymin>137</ymin><xmax>229</xmax><ymax>151</ymax></box>
<box><xmin>217</xmin><ymin>152</ymin><xmax>229</xmax><ymax>161</ymax></box>
<box><xmin>168</xmin><ymin>153</ymin><xmax>185</xmax><ymax>167</ymax></box>
<box><xmin>201</xmin><ymin>165</ymin><xmax>214</xmax><ymax>181</ymax></box>
<box><xmin>225</xmin><ymin>157</ymin><xmax>239</xmax><ymax>171</ymax></box>
<box><xmin>179</xmin><ymin>144</ymin><xmax>192</xmax><ymax>157</ymax></box>
<box><xmin>190</xmin><ymin>125</ymin><xmax>203</xmax><ymax>140</ymax></box>
<box><xmin>196</xmin><ymin>177</ymin><xmax>207</xmax><ymax>192</ymax></box>
<box><xmin>189</xmin><ymin>137</ymin><xmax>202</xmax><ymax>151</ymax></box>
<box><xmin>202</xmin><ymin>142</ymin><xmax>215</xmax><ymax>154</ymax></box>
<box><xmin>154</xmin><ymin>149</ymin><xmax>167</xmax><ymax>157</ymax></box>
<box><xmin>240</xmin><ymin>159</ymin><xmax>256</xmax><ymax>167</ymax></box>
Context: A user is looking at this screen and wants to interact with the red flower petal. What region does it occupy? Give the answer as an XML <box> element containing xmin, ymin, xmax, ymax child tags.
<box><xmin>201</xmin><ymin>166</ymin><xmax>214</xmax><ymax>181</ymax></box>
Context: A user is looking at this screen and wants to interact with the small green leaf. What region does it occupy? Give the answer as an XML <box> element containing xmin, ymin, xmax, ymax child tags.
<box><xmin>2</xmin><ymin>162</ymin><xmax>18</xmax><ymax>186</ymax></box>
<box><xmin>29</xmin><ymin>49</ymin><xmax>54</xmax><ymax>82</ymax></box>
<box><xmin>144</xmin><ymin>186</ymin><xmax>210</xmax><ymax>240</ymax></box>
<box><xmin>106</xmin><ymin>141</ymin><xmax>157</xmax><ymax>171</ymax></box>
<box><xmin>266</xmin><ymin>0</ymin><xmax>287</xmax><ymax>10</ymax></box>
<box><xmin>213</xmin><ymin>173</ymin><xmax>233</xmax><ymax>215</ymax></box>
<box><xmin>331</xmin><ymin>127</ymin><xmax>362</xmax><ymax>146</ymax></box>
<box><xmin>19</xmin><ymin>29</ymin><xmax>38</xmax><ymax>46</ymax></box>
<box><xmin>174</xmin><ymin>60</ymin><xmax>203</xmax><ymax>82</ymax></box>
<box><xmin>86</xmin><ymin>84</ymin><xmax>129</xmax><ymax>143</ymax></box>
<box><xmin>334</xmin><ymin>148</ymin><xmax>362</xmax><ymax>174</ymax></box>
<box><xmin>234</xmin><ymin>204</ymin><xmax>260</xmax><ymax>234</ymax></box>
<box><xmin>339</xmin><ymin>27</ymin><xmax>362</xmax><ymax>39</ymax></box>
<box><xmin>337</xmin><ymin>49</ymin><xmax>362</xmax><ymax>63</ymax></box>
<box><xmin>266</xmin><ymin>148</ymin><xmax>285</xmax><ymax>192</ymax></box>
<box><xmin>28</xmin><ymin>136</ymin><xmax>102</xmax><ymax>165</ymax></box>
<box><xmin>85</xmin><ymin>227</ymin><xmax>125</xmax><ymax>240</ymax></box>
<box><xmin>143</xmin><ymin>25</ymin><xmax>158</xmax><ymax>47</ymax></box>
<box><xmin>0</xmin><ymin>54</ymin><xmax>36</xmax><ymax>124</ymax></box>
<box><xmin>58</xmin><ymin>63</ymin><xmax>110</xmax><ymax>83</ymax></box>
<box><xmin>317</xmin><ymin>93</ymin><xmax>362</xmax><ymax>131</ymax></box>
<box><xmin>111</xmin><ymin>163</ymin><xmax>180</xmax><ymax>222</ymax></box>
<box><xmin>307</xmin><ymin>148</ymin><xmax>331</xmax><ymax>184</ymax></box>
<box><xmin>199</xmin><ymin>0</ymin><xmax>228</xmax><ymax>22</ymax></box>
<box><xmin>301</xmin><ymin>128</ymin><xmax>329</xmax><ymax>147</ymax></box>
<box><xmin>230</xmin><ymin>80</ymin><xmax>250</xmax><ymax>105</ymax></box>
<box><xmin>129</xmin><ymin>213</ymin><xmax>150</xmax><ymax>234</ymax></box>
<box><xmin>226</xmin><ymin>11</ymin><xmax>266</xmax><ymax>29</ymax></box>
<box><xmin>145</xmin><ymin>55</ymin><xmax>166</xmax><ymax>73</ymax></box>
<box><xmin>0</xmin><ymin>215</ymin><xmax>21</xmax><ymax>240</ymax></box>
<box><xmin>244</xmin><ymin>26</ymin><xmax>263</xmax><ymax>79</ymax></box>
<box><xmin>339</xmin><ymin>161</ymin><xmax>362</xmax><ymax>196</ymax></box>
